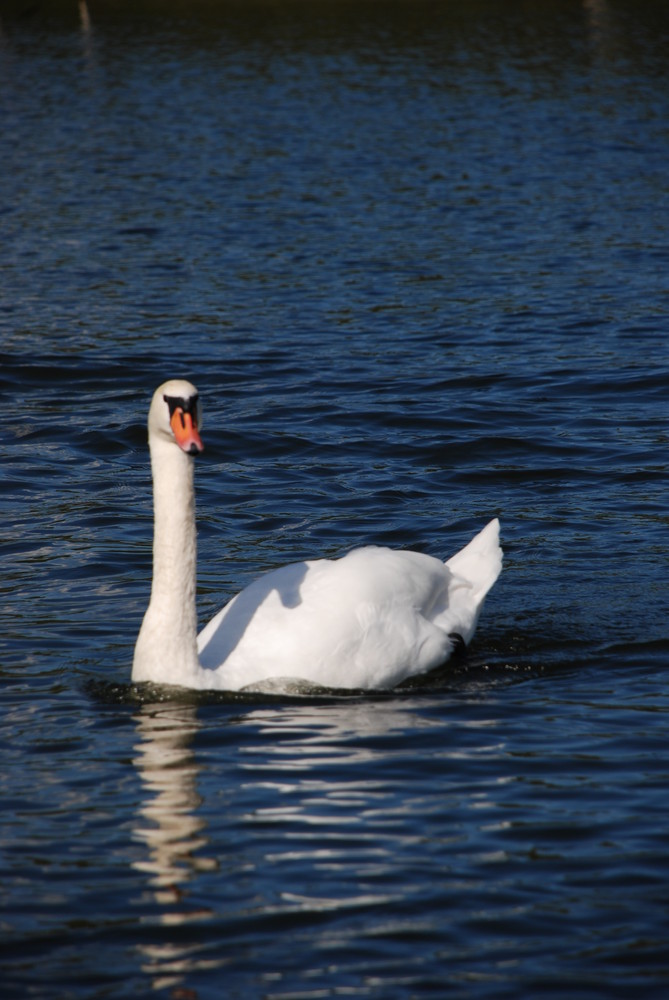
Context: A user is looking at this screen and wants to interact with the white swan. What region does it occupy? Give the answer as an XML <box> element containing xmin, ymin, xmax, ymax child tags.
<box><xmin>132</xmin><ymin>380</ymin><xmax>502</xmax><ymax>692</ymax></box>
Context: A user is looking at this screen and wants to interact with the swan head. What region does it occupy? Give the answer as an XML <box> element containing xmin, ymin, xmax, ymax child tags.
<box><xmin>148</xmin><ymin>379</ymin><xmax>204</xmax><ymax>456</ymax></box>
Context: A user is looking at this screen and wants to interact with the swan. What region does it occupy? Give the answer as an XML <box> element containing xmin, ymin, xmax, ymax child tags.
<box><xmin>132</xmin><ymin>380</ymin><xmax>502</xmax><ymax>691</ymax></box>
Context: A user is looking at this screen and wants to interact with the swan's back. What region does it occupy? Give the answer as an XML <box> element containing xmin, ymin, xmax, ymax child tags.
<box><xmin>197</xmin><ymin>519</ymin><xmax>502</xmax><ymax>691</ymax></box>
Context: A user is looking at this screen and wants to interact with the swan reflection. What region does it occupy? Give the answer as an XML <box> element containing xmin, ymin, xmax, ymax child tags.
<box><xmin>239</xmin><ymin>698</ymin><xmax>503</xmax><ymax>770</ymax></box>
<box><xmin>132</xmin><ymin>702</ymin><xmax>217</xmax><ymax>992</ymax></box>
<box><xmin>131</xmin><ymin>692</ymin><xmax>508</xmax><ymax>992</ymax></box>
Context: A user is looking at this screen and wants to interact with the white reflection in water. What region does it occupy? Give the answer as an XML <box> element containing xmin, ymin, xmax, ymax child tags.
<box><xmin>240</xmin><ymin>699</ymin><xmax>505</xmax><ymax>770</ymax></box>
<box><xmin>78</xmin><ymin>0</ymin><xmax>95</xmax><ymax>69</ymax></box>
<box><xmin>132</xmin><ymin>702</ymin><xmax>218</xmax><ymax>992</ymax></box>
<box><xmin>78</xmin><ymin>0</ymin><xmax>91</xmax><ymax>33</ymax></box>
<box><xmin>131</xmin><ymin>694</ymin><xmax>511</xmax><ymax>988</ymax></box>
<box><xmin>234</xmin><ymin>698</ymin><xmax>510</xmax><ymax>918</ymax></box>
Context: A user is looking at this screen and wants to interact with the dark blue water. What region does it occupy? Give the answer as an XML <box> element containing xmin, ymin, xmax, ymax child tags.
<box><xmin>1</xmin><ymin>2</ymin><xmax>668</xmax><ymax>997</ymax></box>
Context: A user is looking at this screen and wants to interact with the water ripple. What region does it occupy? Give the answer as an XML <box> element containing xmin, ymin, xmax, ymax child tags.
<box><xmin>1</xmin><ymin>3</ymin><xmax>669</xmax><ymax>997</ymax></box>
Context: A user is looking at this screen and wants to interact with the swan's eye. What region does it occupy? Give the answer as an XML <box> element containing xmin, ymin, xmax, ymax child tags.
<box><xmin>164</xmin><ymin>393</ymin><xmax>200</xmax><ymax>426</ymax></box>
<box><xmin>164</xmin><ymin>393</ymin><xmax>204</xmax><ymax>454</ymax></box>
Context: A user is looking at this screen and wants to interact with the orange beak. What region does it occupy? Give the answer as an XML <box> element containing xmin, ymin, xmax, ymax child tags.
<box><xmin>170</xmin><ymin>408</ymin><xmax>204</xmax><ymax>455</ymax></box>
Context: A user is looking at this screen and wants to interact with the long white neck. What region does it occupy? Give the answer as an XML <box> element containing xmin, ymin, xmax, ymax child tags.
<box><xmin>132</xmin><ymin>437</ymin><xmax>201</xmax><ymax>685</ymax></box>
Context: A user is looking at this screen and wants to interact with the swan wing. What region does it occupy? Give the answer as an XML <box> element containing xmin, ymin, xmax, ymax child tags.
<box><xmin>197</xmin><ymin>519</ymin><xmax>502</xmax><ymax>691</ymax></box>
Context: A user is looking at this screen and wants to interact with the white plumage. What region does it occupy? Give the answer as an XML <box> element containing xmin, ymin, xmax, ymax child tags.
<box><xmin>132</xmin><ymin>380</ymin><xmax>502</xmax><ymax>692</ymax></box>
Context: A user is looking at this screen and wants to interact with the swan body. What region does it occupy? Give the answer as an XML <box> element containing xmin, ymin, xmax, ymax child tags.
<box><xmin>132</xmin><ymin>381</ymin><xmax>502</xmax><ymax>692</ymax></box>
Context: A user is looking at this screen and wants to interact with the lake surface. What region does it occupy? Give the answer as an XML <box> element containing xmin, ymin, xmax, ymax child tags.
<box><xmin>1</xmin><ymin>1</ymin><xmax>668</xmax><ymax>997</ymax></box>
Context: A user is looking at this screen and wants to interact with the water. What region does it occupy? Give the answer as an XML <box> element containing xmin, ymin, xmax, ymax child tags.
<box><xmin>1</xmin><ymin>1</ymin><xmax>668</xmax><ymax>996</ymax></box>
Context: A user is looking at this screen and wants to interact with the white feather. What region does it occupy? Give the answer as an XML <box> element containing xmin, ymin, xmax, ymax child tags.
<box><xmin>132</xmin><ymin>381</ymin><xmax>502</xmax><ymax>692</ymax></box>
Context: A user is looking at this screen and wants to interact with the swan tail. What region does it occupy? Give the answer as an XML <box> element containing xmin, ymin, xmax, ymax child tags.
<box><xmin>438</xmin><ymin>519</ymin><xmax>502</xmax><ymax>647</ymax></box>
<box><xmin>446</xmin><ymin>517</ymin><xmax>502</xmax><ymax>600</ymax></box>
